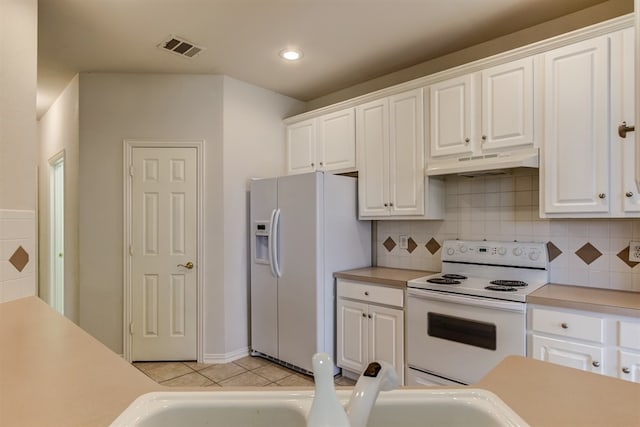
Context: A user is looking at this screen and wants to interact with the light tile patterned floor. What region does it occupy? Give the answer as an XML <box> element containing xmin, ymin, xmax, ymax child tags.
<box><xmin>133</xmin><ymin>355</ymin><xmax>356</xmax><ymax>388</ymax></box>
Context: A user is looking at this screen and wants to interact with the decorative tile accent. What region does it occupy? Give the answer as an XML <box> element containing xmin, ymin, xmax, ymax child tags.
<box><xmin>407</xmin><ymin>237</ymin><xmax>418</xmax><ymax>254</ymax></box>
<box><xmin>383</xmin><ymin>237</ymin><xmax>396</xmax><ymax>252</ymax></box>
<box><xmin>546</xmin><ymin>241</ymin><xmax>562</xmax><ymax>262</ymax></box>
<box><xmin>575</xmin><ymin>243</ymin><xmax>602</xmax><ymax>265</ymax></box>
<box><xmin>425</xmin><ymin>238</ymin><xmax>441</xmax><ymax>255</ymax></box>
<box><xmin>616</xmin><ymin>246</ymin><xmax>639</xmax><ymax>269</ymax></box>
<box><xmin>9</xmin><ymin>246</ymin><xmax>29</xmax><ymax>272</ymax></box>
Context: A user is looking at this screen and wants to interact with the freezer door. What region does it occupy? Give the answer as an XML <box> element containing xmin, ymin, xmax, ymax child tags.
<box><xmin>277</xmin><ymin>172</ymin><xmax>323</xmax><ymax>372</ymax></box>
<box><xmin>249</xmin><ymin>177</ymin><xmax>278</xmax><ymax>359</ymax></box>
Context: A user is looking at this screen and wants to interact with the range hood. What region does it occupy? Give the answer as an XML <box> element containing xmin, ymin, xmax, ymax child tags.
<box><xmin>426</xmin><ymin>148</ymin><xmax>539</xmax><ymax>177</ymax></box>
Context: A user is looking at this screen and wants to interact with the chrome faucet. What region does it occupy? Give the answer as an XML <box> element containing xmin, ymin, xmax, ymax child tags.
<box><xmin>307</xmin><ymin>353</ymin><xmax>398</xmax><ymax>427</ymax></box>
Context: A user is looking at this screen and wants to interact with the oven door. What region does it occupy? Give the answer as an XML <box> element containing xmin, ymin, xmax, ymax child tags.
<box><xmin>407</xmin><ymin>288</ymin><xmax>526</xmax><ymax>385</ymax></box>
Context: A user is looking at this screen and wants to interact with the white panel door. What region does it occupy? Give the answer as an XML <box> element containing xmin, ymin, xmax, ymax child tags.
<box><xmin>131</xmin><ymin>147</ymin><xmax>197</xmax><ymax>360</ymax></box>
<box><xmin>531</xmin><ymin>335</ymin><xmax>604</xmax><ymax>374</ymax></box>
<box><xmin>287</xmin><ymin>119</ymin><xmax>316</xmax><ymax>175</ymax></box>
<box><xmin>389</xmin><ymin>89</ymin><xmax>424</xmax><ymax>216</ymax></box>
<box><xmin>429</xmin><ymin>74</ymin><xmax>473</xmax><ymax>158</ymax></box>
<box><xmin>369</xmin><ymin>305</ymin><xmax>404</xmax><ymax>383</ymax></box>
<box><xmin>543</xmin><ymin>36</ymin><xmax>610</xmax><ymax>214</ymax></box>
<box><xmin>481</xmin><ymin>57</ymin><xmax>534</xmax><ymax>151</ymax></box>
<box><xmin>337</xmin><ymin>298</ymin><xmax>367</xmax><ymax>375</ymax></box>
<box><xmin>317</xmin><ymin>108</ymin><xmax>356</xmax><ymax>172</ymax></box>
<box><xmin>357</xmin><ymin>98</ymin><xmax>390</xmax><ymax>217</ymax></box>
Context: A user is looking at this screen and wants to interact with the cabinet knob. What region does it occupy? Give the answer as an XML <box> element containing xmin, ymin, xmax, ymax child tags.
<box><xmin>311</xmin><ymin>162</ymin><xmax>314</xmax><ymax>167</ymax></box>
<box><xmin>592</xmin><ymin>361</ymin><xmax>600</xmax><ymax>368</ymax></box>
<box><xmin>389</xmin><ymin>202</ymin><xmax>394</xmax><ymax>207</ymax></box>
<box><xmin>319</xmin><ymin>162</ymin><xmax>323</xmax><ymax>166</ymax></box>
<box><xmin>598</xmin><ymin>193</ymin><xmax>606</xmax><ymax>199</ymax></box>
<box><xmin>384</xmin><ymin>203</ymin><xmax>388</xmax><ymax>207</ymax></box>
<box><xmin>362</xmin><ymin>313</ymin><xmax>366</xmax><ymax>318</ymax></box>
<box><xmin>481</xmin><ymin>135</ymin><xmax>487</xmax><ymax>141</ymax></box>
<box><xmin>622</xmin><ymin>367</ymin><xmax>631</xmax><ymax>374</ymax></box>
<box><xmin>561</xmin><ymin>322</ymin><xmax>569</xmax><ymax>329</ymax></box>
<box><xmin>368</xmin><ymin>314</ymin><xmax>372</xmax><ymax>319</ymax></box>
<box><xmin>626</xmin><ymin>192</ymin><xmax>633</xmax><ymax>198</ymax></box>
<box><xmin>364</xmin><ymin>291</ymin><xmax>369</xmax><ymax>296</ymax></box>
<box><xmin>464</xmin><ymin>137</ymin><xmax>470</xmax><ymax>144</ymax></box>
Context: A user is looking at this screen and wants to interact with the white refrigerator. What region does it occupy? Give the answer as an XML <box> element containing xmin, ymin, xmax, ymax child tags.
<box><xmin>250</xmin><ymin>172</ymin><xmax>371</xmax><ymax>373</ymax></box>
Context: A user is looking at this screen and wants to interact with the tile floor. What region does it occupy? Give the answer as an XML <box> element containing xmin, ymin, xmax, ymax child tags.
<box><xmin>133</xmin><ymin>355</ymin><xmax>356</xmax><ymax>388</ymax></box>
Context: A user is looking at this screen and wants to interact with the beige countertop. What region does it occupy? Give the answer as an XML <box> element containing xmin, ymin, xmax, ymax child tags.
<box><xmin>477</xmin><ymin>356</ymin><xmax>640</xmax><ymax>427</ymax></box>
<box><xmin>0</xmin><ymin>297</ymin><xmax>160</xmax><ymax>427</ymax></box>
<box><xmin>528</xmin><ymin>283</ymin><xmax>640</xmax><ymax>318</ymax></box>
<box><xmin>334</xmin><ymin>267</ymin><xmax>433</xmax><ymax>288</ymax></box>
<box><xmin>3</xmin><ymin>296</ymin><xmax>640</xmax><ymax>426</ymax></box>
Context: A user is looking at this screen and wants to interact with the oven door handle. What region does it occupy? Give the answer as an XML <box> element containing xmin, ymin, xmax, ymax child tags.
<box><xmin>407</xmin><ymin>288</ymin><xmax>526</xmax><ymax>313</ymax></box>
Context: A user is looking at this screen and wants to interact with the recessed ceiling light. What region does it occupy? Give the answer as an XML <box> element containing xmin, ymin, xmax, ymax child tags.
<box><xmin>279</xmin><ymin>48</ymin><xmax>303</xmax><ymax>61</ymax></box>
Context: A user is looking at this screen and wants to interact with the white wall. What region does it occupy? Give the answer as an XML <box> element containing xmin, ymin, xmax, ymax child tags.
<box><xmin>76</xmin><ymin>73</ymin><xmax>304</xmax><ymax>359</ymax></box>
<box><xmin>0</xmin><ymin>0</ymin><xmax>38</xmax><ymax>302</ymax></box>
<box><xmin>218</xmin><ymin>76</ymin><xmax>305</xmax><ymax>358</ymax></box>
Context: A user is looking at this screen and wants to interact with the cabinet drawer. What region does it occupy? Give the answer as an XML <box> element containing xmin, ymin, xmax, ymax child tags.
<box><xmin>531</xmin><ymin>307</ymin><xmax>604</xmax><ymax>343</ymax></box>
<box><xmin>337</xmin><ymin>280</ymin><xmax>404</xmax><ymax>308</ymax></box>
<box><xmin>619</xmin><ymin>321</ymin><xmax>640</xmax><ymax>350</ymax></box>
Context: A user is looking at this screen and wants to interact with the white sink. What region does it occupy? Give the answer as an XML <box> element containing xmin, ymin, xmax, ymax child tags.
<box><xmin>111</xmin><ymin>388</ymin><xmax>529</xmax><ymax>427</ymax></box>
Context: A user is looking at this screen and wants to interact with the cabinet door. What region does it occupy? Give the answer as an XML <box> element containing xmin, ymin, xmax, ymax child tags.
<box><xmin>389</xmin><ymin>89</ymin><xmax>424</xmax><ymax>216</ymax></box>
<box><xmin>337</xmin><ymin>298</ymin><xmax>368</xmax><ymax>374</ymax></box>
<box><xmin>429</xmin><ymin>74</ymin><xmax>473</xmax><ymax>158</ymax></box>
<box><xmin>612</xmin><ymin>29</ymin><xmax>640</xmax><ymax>213</ymax></box>
<box><xmin>369</xmin><ymin>305</ymin><xmax>404</xmax><ymax>383</ymax></box>
<box><xmin>357</xmin><ymin>98</ymin><xmax>390</xmax><ymax>217</ymax></box>
<box><xmin>317</xmin><ymin>108</ymin><xmax>356</xmax><ymax>172</ymax></box>
<box><xmin>481</xmin><ymin>57</ymin><xmax>534</xmax><ymax>151</ymax></box>
<box><xmin>286</xmin><ymin>119</ymin><xmax>316</xmax><ymax>175</ymax></box>
<box><xmin>542</xmin><ymin>36</ymin><xmax>610</xmax><ymax>214</ymax></box>
<box><xmin>531</xmin><ymin>334</ymin><xmax>604</xmax><ymax>374</ymax></box>
<box><xmin>618</xmin><ymin>351</ymin><xmax>640</xmax><ymax>383</ymax></box>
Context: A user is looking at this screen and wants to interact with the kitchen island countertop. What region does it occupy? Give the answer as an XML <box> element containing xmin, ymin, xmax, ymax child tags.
<box><xmin>2</xmin><ymin>296</ymin><xmax>640</xmax><ymax>426</ymax></box>
<box><xmin>334</xmin><ymin>267</ymin><xmax>433</xmax><ymax>288</ymax></box>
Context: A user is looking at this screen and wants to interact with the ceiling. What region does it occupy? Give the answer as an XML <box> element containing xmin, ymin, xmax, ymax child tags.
<box><xmin>38</xmin><ymin>0</ymin><xmax>612</xmax><ymax>118</ymax></box>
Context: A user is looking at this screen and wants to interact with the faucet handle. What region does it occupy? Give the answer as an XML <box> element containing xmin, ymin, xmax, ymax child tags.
<box><xmin>307</xmin><ymin>353</ymin><xmax>350</xmax><ymax>427</ymax></box>
<box><xmin>362</xmin><ymin>361</ymin><xmax>399</xmax><ymax>391</ymax></box>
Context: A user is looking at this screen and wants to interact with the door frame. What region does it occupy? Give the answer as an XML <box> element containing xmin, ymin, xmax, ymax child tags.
<box><xmin>122</xmin><ymin>139</ymin><xmax>205</xmax><ymax>362</ymax></box>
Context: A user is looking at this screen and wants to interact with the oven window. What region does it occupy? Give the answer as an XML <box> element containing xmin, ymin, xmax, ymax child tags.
<box><xmin>427</xmin><ymin>312</ymin><xmax>496</xmax><ymax>350</ymax></box>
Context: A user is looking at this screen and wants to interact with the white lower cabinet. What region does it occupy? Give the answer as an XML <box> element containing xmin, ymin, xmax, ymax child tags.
<box><xmin>528</xmin><ymin>305</ymin><xmax>640</xmax><ymax>383</ymax></box>
<box><xmin>336</xmin><ymin>279</ymin><xmax>404</xmax><ymax>384</ymax></box>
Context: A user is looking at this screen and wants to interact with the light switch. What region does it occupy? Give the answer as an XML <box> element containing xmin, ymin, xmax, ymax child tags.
<box><xmin>399</xmin><ymin>235</ymin><xmax>409</xmax><ymax>249</ymax></box>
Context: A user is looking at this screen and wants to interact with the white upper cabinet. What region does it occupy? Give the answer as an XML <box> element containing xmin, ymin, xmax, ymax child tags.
<box><xmin>357</xmin><ymin>88</ymin><xmax>443</xmax><ymax>219</ymax></box>
<box><xmin>542</xmin><ymin>28</ymin><xmax>639</xmax><ymax>217</ymax></box>
<box><xmin>429</xmin><ymin>74</ymin><xmax>473</xmax><ymax>158</ymax></box>
<box><xmin>286</xmin><ymin>108</ymin><xmax>355</xmax><ymax>175</ymax></box>
<box><xmin>428</xmin><ymin>57</ymin><xmax>536</xmax><ymax>160</ymax></box>
<box><xmin>481</xmin><ymin>58</ymin><xmax>535</xmax><ymax>151</ymax></box>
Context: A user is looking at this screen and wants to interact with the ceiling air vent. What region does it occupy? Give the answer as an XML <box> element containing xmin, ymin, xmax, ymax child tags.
<box><xmin>158</xmin><ymin>35</ymin><xmax>205</xmax><ymax>59</ymax></box>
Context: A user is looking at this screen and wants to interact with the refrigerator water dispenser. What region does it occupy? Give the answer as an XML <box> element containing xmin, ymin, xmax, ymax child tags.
<box><xmin>254</xmin><ymin>221</ymin><xmax>270</xmax><ymax>264</ymax></box>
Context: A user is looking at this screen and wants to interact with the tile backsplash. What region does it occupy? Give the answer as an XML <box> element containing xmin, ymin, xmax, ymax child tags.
<box><xmin>376</xmin><ymin>170</ymin><xmax>640</xmax><ymax>292</ymax></box>
<box><xmin>0</xmin><ymin>209</ymin><xmax>37</xmax><ymax>302</ymax></box>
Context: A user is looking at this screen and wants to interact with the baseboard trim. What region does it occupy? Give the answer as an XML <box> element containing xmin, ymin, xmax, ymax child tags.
<box><xmin>202</xmin><ymin>347</ymin><xmax>250</xmax><ymax>364</ymax></box>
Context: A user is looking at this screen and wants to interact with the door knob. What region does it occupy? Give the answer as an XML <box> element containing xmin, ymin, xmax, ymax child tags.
<box><xmin>178</xmin><ymin>261</ymin><xmax>194</xmax><ymax>269</ymax></box>
<box><xmin>618</xmin><ymin>121</ymin><xmax>635</xmax><ymax>138</ymax></box>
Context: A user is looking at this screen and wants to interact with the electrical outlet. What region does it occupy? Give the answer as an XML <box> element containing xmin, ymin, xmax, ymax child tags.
<box><xmin>630</xmin><ymin>241</ymin><xmax>640</xmax><ymax>262</ymax></box>
<box><xmin>399</xmin><ymin>235</ymin><xmax>409</xmax><ymax>249</ymax></box>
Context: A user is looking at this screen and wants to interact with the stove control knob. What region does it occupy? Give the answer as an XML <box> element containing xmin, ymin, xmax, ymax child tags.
<box><xmin>446</xmin><ymin>247</ymin><xmax>455</xmax><ymax>256</ymax></box>
<box><xmin>498</xmin><ymin>247</ymin><xmax>507</xmax><ymax>256</ymax></box>
<box><xmin>459</xmin><ymin>245</ymin><xmax>468</xmax><ymax>253</ymax></box>
<box><xmin>529</xmin><ymin>251</ymin><xmax>540</xmax><ymax>261</ymax></box>
<box><xmin>513</xmin><ymin>247</ymin><xmax>523</xmax><ymax>256</ymax></box>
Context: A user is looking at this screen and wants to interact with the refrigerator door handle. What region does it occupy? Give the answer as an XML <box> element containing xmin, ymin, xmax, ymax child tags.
<box><xmin>268</xmin><ymin>209</ymin><xmax>278</xmax><ymax>278</ymax></box>
<box><xmin>271</xmin><ymin>208</ymin><xmax>282</xmax><ymax>278</ymax></box>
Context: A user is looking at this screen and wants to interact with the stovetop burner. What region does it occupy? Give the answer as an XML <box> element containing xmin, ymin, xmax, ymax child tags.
<box><xmin>442</xmin><ymin>274</ymin><xmax>467</xmax><ymax>280</ymax></box>
<box><xmin>489</xmin><ymin>280</ymin><xmax>528</xmax><ymax>287</ymax></box>
<box><xmin>485</xmin><ymin>285</ymin><xmax>518</xmax><ymax>292</ymax></box>
<box><xmin>427</xmin><ymin>278</ymin><xmax>461</xmax><ymax>285</ymax></box>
